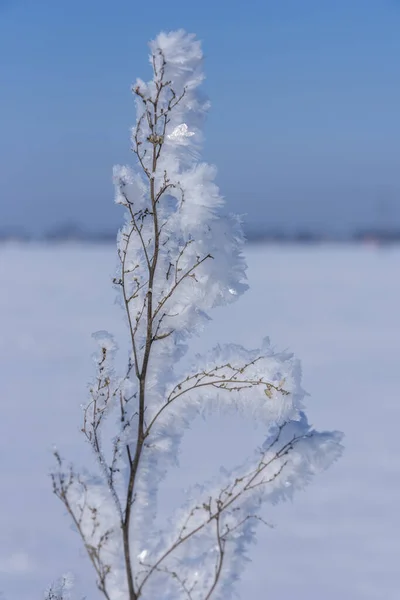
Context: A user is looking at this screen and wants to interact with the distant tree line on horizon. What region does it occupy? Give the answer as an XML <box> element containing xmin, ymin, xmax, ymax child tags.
<box><xmin>1</xmin><ymin>222</ymin><xmax>400</xmax><ymax>245</ymax></box>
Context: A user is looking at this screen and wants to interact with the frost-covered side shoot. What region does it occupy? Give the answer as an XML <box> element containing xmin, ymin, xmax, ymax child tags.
<box><xmin>51</xmin><ymin>29</ymin><xmax>343</xmax><ymax>600</ymax></box>
<box><xmin>44</xmin><ymin>574</ymin><xmax>75</xmax><ymax>600</ymax></box>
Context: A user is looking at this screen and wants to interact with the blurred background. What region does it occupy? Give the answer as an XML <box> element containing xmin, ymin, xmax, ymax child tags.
<box><xmin>1</xmin><ymin>0</ymin><xmax>400</xmax><ymax>244</ymax></box>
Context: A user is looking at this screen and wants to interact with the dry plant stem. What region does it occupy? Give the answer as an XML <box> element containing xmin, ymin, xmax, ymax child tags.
<box><xmin>203</xmin><ymin>514</ymin><xmax>225</xmax><ymax>600</ymax></box>
<box><xmin>122</xmin><ymin>50</ymin><xmax>190</xmax><ymax>600</ymax></box>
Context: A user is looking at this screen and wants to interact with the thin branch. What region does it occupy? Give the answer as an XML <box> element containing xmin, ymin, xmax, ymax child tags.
<box><xmin>145</xmin><ymin>359</ymin><xmax>289</xmax><ymax>437</ymax></box>
<box><xmin>136</xmin><ymin>426</ymin><xmax>310</xmax><ymax>595</ymax></box>
<box><xmin>153</xmin><ymin>252</ymin><xmax>214</xmax><ymax>322</ymax></box>
<box><xmin>203</xmin><ymin>513</ymin><xmax>225</xmax><ymax>600</ymax></box>
<box><xmin>51</xmin><ymin>456</ymin><xmax>113</xmax><ymax>600</ymax></box>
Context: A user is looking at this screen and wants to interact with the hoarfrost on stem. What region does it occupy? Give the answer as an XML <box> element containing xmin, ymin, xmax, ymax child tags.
<box><xmin>44</xmin><ymin>573</ymin><xmax>74</xmax><ymax>600</ymax></box>
<box><xmin>51</xmin><ymin>28</ymin><xmax>343</xmax><ymax>600</ymax></box>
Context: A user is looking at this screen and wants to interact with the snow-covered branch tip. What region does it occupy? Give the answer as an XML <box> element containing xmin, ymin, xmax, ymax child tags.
<box><xmin>50</xmin><ymin>28</ymin><xmax>343</xmax><ymax>600</ymax></box>
<box><xmin>44</xmin><ymin>574</ymin><xmax>78</xmax><ymax>600</ymax></box>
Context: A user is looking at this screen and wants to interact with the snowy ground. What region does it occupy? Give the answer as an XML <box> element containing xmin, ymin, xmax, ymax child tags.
<box><xmin>1</xmin><ymin>243</ymin><xmax>399</xmax><ymax>600</ymax></box>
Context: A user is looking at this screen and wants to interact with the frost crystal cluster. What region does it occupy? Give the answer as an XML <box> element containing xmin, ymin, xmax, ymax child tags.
<box><xmin>51</xmin><ymin>29</ymin><xmax>343</xmax><ymax>600</ymax></box>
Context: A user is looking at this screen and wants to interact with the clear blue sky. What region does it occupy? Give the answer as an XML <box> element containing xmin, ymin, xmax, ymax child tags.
<box><xmin>1</xmin><ymin>0</ymin><xmax>399</xmax><ymax>234</ymax></box>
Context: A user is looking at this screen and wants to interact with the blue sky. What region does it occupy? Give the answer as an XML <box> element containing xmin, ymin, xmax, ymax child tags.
<box><xmin>1</xmin><ymin>0</ymin><xmax>399</xmax><ymax>234</ymax></box>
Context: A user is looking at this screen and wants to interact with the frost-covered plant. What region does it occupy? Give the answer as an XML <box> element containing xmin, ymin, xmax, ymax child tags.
<box><xmin>44</xmin><ymin>574</ymin><xmax>76</xmax><ymax>600</ymax></box>
<box><xmin>51</xmin><ymin>29</ymin><xmax>343</xmax><ymax>600</ymax></box>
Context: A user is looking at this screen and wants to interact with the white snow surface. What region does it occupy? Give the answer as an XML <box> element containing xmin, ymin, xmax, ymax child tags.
<box><xmin>1</xmin><ymin>242</ymin><xmax>399</xmax><ymax>599</ymax></box>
